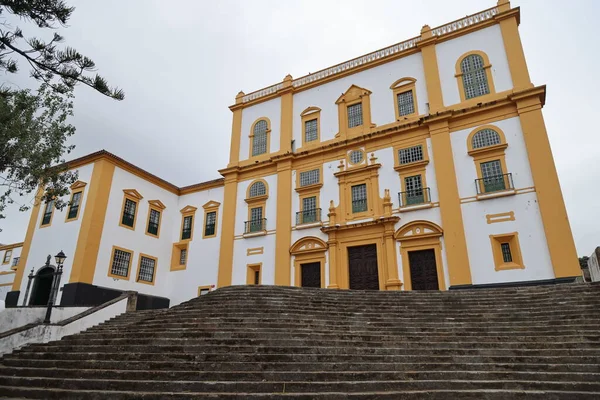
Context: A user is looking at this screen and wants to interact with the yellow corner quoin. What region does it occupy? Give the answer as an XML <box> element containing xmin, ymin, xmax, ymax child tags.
<box><xmin>11</xmin><ymin>188</ymin><xmax>43</xmax><ymax>291</ymax></box>
<box><xmin>217</xmin><ymin>172</ymin><xmax>239</xmax><ymax>287</ymax></box>
<box><xmin>274</xmin><ymin>159</ymin><xmax>293</xmax><ymax>286</ymax></box>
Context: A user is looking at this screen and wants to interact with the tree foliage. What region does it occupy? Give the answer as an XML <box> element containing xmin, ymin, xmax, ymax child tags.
<box><xmin>579</xmin><ymin>256</ymin><xmax>589</xmax><ymax>269</ymax></box>
<box><xmin>0</xmin><ymin>0</ymin><xmax>124</xmax><ymax>99</ymax></box>
<box><xmin>0</xmin><ymin>85</ymin><xmax>78</xmax><ymax>223</ymax></box>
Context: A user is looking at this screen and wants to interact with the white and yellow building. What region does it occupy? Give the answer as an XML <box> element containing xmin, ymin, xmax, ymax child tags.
<box><xmin>5</xmin><ymin>0</ymin><xmax>581</xmax><ymax>308</ymax></box>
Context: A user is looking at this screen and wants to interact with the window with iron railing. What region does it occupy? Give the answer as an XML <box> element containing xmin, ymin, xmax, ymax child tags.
<box><xmin>245</xmin><ymin>218</ymin><xmax>267</xmax><ymax>234</ymax></box>
<box><xmin>204</xmin><ymin>211</ymin><xmax>216</xmax><ymax>236</ymax></box>
<box><xmin>147</xmin><ymin>209</ymin><xmax>160</xmax><ymax>236</ymax></box>
<box><xmin>252</xmin><ymin>120</ymin><xmax>268</xmax><ymax>156</ymax></box>
<box><xmin>137</xmin><ymin>256</ymin><xmax>156</xmax><ymax>283</ymax></box>
<box><xmin>304</xmin><ymin>119</ymin><xmax>318</xmax><ymax>143</ymax></box>
<box><xmin>347</xmin><ymin>103</ymin><xmax>363</xmax><ymax>128</ymax></box>
<box><xmin>475</xmin><ymin>172</ymin><xmax>514</xmax><ymax>195</ymax></box>
<box><xmin>110</xmin><ymin>249</ymin><xmax>131</xmax><ymax>278</ymax></box>
<box><xmin>121</xmin><ymin>199</ymin><xmax>136</xmax><ymax>228</ymax></box>
<box><xmin>399</xmin><ymin>187</ymin><xmax>431</xmax><ymax>207</ymax></box>
<box><xmin>299</xmin><ymin>169</ymin><xmax>320</xmax><ymax>187</ymax></box>
<box><xmin>398</xmin><ymin>145</ymin><xmax>424</xmax><ymax>165</ymax></box>
<box><xmin>296</xmin><ymin>208</ymin><xmax>321</xmax><ymax>225</ymax></box>
<box><xmin>397</xmin><ymin>90</ymin><xmax>415</xmax><ymax>116</ymax></box>
<box><xmin>351</xmin><ymin>184</ymin><xmax>368</xmax><ymax>213</ymax></box>
<box><xmin>181</xmin><ymin>215</ymin><xmax>193</xmax><ymax>240</ymax></box>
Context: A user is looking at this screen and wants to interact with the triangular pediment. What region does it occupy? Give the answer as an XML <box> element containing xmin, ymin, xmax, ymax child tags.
<box><xmin>335</xmin><ymin>85</ymin><xmax>372</xmax><ymax>104</ymax></box>
<box><xmin>180</xmin><ymin>205</ymin><xmax>198</xmax><ymax>214</ymax></box>
<box><xmin>202</xmin><ymin>200</ymin><xmax>221</xmax><ymax>209</ymax></box>
<box><xmin>290</xmin><ymin>236</ymin><xmax>328</xmax><ymax>255</ymax></box>
<box><xmin>70</xmin><ymin>180</ymin><xmax>88</xmax><ymax>190</ymax></box>
<box><xmin>123</xmin><ymin>189</ymin><xmax>143</xmax><ymax>200</ymax></box>
<box><xmin>148</xmin><ymin>199</ymin><xmax>167</xmax><ymax>210</ymax></box>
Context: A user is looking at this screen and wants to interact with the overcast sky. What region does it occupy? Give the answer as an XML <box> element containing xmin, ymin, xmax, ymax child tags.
<box><xmin>1</xmin><ymin>0</ymin><xmax>598</xmax><ymax>257</ymax></box>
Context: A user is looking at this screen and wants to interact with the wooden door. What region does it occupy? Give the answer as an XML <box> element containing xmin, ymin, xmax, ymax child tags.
<box><xmin>348</xmin><ymin>244</ymin><xmax>379</xmax><ymax>290</ymax></box>
<box><xmin>301</xmin><ymin>262</ymin><xmax>321</xmax><ymax>288</ymax></box>
<box><xmin>408</xmin><ymin>249</ymin><xmax>439</xmax><ymax>290</ymax></box>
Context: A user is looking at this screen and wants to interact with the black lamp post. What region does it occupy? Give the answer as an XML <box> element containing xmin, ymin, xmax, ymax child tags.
<box><xmin>43</xmin><ymin>250</ymin><xmax>66</xmax><ymax>324</ymax></box>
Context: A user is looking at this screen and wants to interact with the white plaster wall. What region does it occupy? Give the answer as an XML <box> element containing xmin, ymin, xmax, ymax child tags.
<box><xmin>0</xmin><ymin>306</ymin><xmax>88</xmax><ymax>333</ymax></box>
<box><xmin>0</xmin><ymin>297</ymin><xmax>126</xmax><ymax>355</ymax></box>
<box><xmin>451</xmin><ymin>116</ymin><xmax>534</xmax><ymax>198</ymax></box>
<box><xmin>239</xmin><ymin>97</ymin><xmax>281</xmax><ymax>162</ymax></box>
<box><xmin>436</xmin><ymin>25</ymin><xmax>513</xmax><ymax>107</ymax></box>
<box><xmin>231</xmin><ymin>234</ymin><xmax>277</xmax><ymax>286</ymax></box>
<box><xmin>92</xmin><ymin>166</ymin><xmax>180</xmax><ymax>301</ymax></box>
<box><xmin>234</xmin><ymin>175</ymin><xmax>278</xmax><ymax>235</ymax></box>
<box><xmin>167</xmin><ymin>186</ymin><xmax>224</xmax><ymax>306</ymax></box>
<box><xmin>16</xmin><ymin>163</ymin><xmax>95</xmax><ymax>305</ymax></box>
<box><xmin>461</xmin><ymin>191</ymin><xmax>553</xmax><ymax>285</ymax></box>
<box><xmin>589</xmin><ymin>252</ymin><xmax>600</xmax><ymax>282</ymax></box>
<box><xmin>292</xmin><ymin>53</ymin><xmax>428</xmax><ymax>145</ymax></box>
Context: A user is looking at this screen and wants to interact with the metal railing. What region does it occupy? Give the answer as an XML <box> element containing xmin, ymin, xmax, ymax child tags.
<box><xmin>352</xmin><ymin>199</ymin><xmax>368</xmax><ymax>213</ymax></box>
<box><xmin>245</xmin><ymin>218</ymin><xmax>267</xmax><ymax>234</ymax></box>
<box><xmin>296</xmin><ymin>208</ymin><xmax>322</xmax><ymax>225</ymax></box>
<box><xmin>398</xmin><ymin>187</ymin><xmax>431</xmax><ymax>207</ymax></box>
<box><xmin>475</xmin><ymin>173</ymin><xmax>514</xmax><ymax>195</ymax></box>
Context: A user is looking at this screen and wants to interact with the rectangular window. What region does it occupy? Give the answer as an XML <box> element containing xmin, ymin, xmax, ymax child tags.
<box><xmin>11</xmin><ymin>257</ymin><xmax>19</xmax><ymax>267</ymax></box>
<box><xmin>301</xmin><ymin>196</ymin><xmax>317</xmax><ymax>224</ymax></box>
<box><xmin>247</xmin><ymin>264</ymin><xmax>261</xmax><ymax>285</ymax></box>
<box><xmin>41</xmin><ymin>200</ymin><xmax>54</xmax><ymax>226</ymax></box>
<box><xmin>347</xmin><ymin>103</ymin><xmax>363</xmax><ymax>128</ymax></box>
<box><xmin>111</xmin><ymin>249</ymin><xmax>132</xmax><ymax>278</ymax></box>
<box><xmin>137</xmin><ymin>256</ymin><xmax>156</xmax><ymax>283</ymax></box>
<box><xmin>179</xmin><ymin>248</ymin><xmax>187</xmax><ymax>266</ymax></box>
<box><xmin>204</xmin><ymin>211</ymin><xmax>216</xmax><ymax>237</ymax></box>
<box><xmin>304</xmin><ymin>119</ymin><xmax>318</xmax><ymax>142</ymax></box>
<box><xmin>121</xmin><ymin>199</ymin><xmax>136</xmax><ymax>228</ymax></box>
<box><xmin>501</xmin><ymin>243</ymin><xmax>513</xmax><ymax>263</ymax></box>
<box><xmin>181</xmin><ymin>215</ymin><xmax>193</xmax><ymax>240</ymax></box>
<box><xmin>199</xmin><ymin>288</ymin><xmax>210</xmax><ymax>295</ymax></box>
<box><xmin>66</xmin><ymin>192</ymin><xmax>82</xmax><ymax>220</ymax></box>
<box><xmin>351</xmin><ymin>184</ymin><xmax>368</xmax><ymax>213</ymax></box>
<box><xmin>480</xmin><ymin>160</ymin><xmax>505</xmax><ymax>193</ymax></box>
<box><xmin>404</xmin><ymin>175</ymin><xmax>424</xmax><ymax>205</ymax></box>
<box><xmin>397</xmin><ymin>90</ymin><xmax>415</xmax><ymax>116</ymax></box>
<box><xmin>299</xmin><ymin>168</ymin><xmax>320</xmax><ymax>187</ymax></box>
<box><xmin>3</xmin><ymin>250</ymin><xmax>12</xmax><ymax>264</ymax></box>
<box><xmin>147</xmin><ymin>209</ymin><xmax>160</xmax><ymax>236</ymax></box>
<box><xmin>398</xmin><ymin>145</ymin><xmax>424</xmax><ymax>165</ymax></box>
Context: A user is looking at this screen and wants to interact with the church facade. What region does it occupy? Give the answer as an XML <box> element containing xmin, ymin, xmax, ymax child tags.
<box><xmin>5</xmin><ymin>0</ymin><xmax>581</xmax><ymax>308</ymax></box>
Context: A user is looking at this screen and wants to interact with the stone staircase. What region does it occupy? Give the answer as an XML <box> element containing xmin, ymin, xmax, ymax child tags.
<box><xmin>1</xmin><ymin>283</ymin><xmax>600</xmax><ymax>399</ymax></box>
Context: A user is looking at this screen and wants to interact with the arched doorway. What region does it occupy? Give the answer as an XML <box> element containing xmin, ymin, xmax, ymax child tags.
<box><xmin>395</xmin><ymin>220</ymin><xmax>446</xmax><ymax>291</ymax></box>
<box><xmin>29</xmin><ymin>266</ymin><xmax>55</xmax><ymax>306</ymax></box>
<box><xmin>290</xmin><ymin>236</ymin><xmax>328</xmax><ymax>288</ymax></box>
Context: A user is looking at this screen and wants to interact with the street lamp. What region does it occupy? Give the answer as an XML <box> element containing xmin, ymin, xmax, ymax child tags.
<box><xmin>44</xmin><ymin>250</ymin><xmax>66</xmax><ymax>324</ymax></box>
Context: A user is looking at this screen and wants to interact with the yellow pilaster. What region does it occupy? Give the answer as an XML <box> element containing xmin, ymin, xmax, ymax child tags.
<box><xmin>383</xmin><ymin>224</ymin><xmax>402</xmax><ymax>290</ymax></box>
<box><xmin>418</xmin><ymin>25</ymin><xmax>444</xmax><ymax>113</ymax></box>
<box><xmin>514</xmin><ymin>91</ymin><xmax>579</xmax><ymax>278</ymax></box>
<box><xmin>274</xmin><ymin>158</ymin><xmax>292</xmax><ymax>286</ymax></box>
<box><xmin>217</xmin><ymin>171</ymin><xmax>239</xmax><ymax>287</ymax></box>
<box><xmin>11</xmin><ymin>187</ymin><xmax>43</xmax><ymax>291</ymax></box>
<box><xmin>227</xmin><ymin>92</ymin><xmax>244</xmax><ymax>167</ymax></box>
<box><xmin>496</xmin><ymin>2</ymin><xmax>533</xmax><ymax>91</ymax></box>
<box><xmin>429</xmin><ymin>120</ymin><xmax>472</xmax><ymax>286</ymax></box>
<box><xmin>279</xmin><ymin>75</ymin><xmax>294</xmax><ymax>155</ymax></box>
<box><xmin>69</xmin><ymin>159</ymin><xmax>115</xmax><ymax>283</ymax></box>
<box><xmin>327</xmin><ymin>237</ymin><xmax>339</xmax><ymax>289</ymax></box>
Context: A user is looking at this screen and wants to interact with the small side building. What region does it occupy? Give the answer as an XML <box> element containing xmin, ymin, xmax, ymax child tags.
<box><xmin>588</xmin><ymin>247</ymin><xmax>600</xmax><ymax>282</ymax></box>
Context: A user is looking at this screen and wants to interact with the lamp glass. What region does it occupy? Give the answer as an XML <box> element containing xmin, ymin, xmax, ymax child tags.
<box><xmin>55</xmin><ymin>250</ymin><xmax>67</xmax><ymax>266</ymax></box>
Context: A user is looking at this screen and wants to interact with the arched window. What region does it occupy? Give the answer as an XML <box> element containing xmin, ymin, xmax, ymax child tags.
<box><xmin>252</xmin><ymin>120</ymin><xmax>268</xmax><ymax>156</ymax></box>
<box><xmin>472</xmin><ymin>128</ymin><xmax>501</xmax><ymax>149</ymax></box>
<box><xmin>460</xmin><ymin>54</ymin><xmax>490</xmax><ymax>100</ymax></box>
<box><xmin>249</xmin><ymin>181</ymin><xmax>266</xmax><ymax>198</ymax></box>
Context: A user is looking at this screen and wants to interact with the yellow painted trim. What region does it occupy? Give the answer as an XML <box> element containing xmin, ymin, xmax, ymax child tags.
<box><xmin>39</xmin><ymin>199</ymin><xmax>55</xmax><ymax>228</ymax></box>
<box><xmin>107</xmin><ymin>245</ymin><xmax>133</xmax><ymax>280</ymax></box>
<box><xmin>497</xmin><ymin>6</ymin><xmax>533</xmax><ymax>91</ymax></box>
<box><xmin>246</xmin><ymin>263</ymin><xmax>262</xmax><ymax>285</ymax></box>
<box><xmin>0</xmin><ymin>242</ymin><xmax>23</xmax><ymax>252</ymax></box>
<box><xmin>247</xmin><ymin>247</ymin><xmax>264</xmax><ymax>256</ymax></box>
<box><xmin>490</xmin><ymin>231</ymin><xmax>525</xmax><ymax>271</ymax></box>
<box><xmin>390</xmin><ymin>77</ymin><xmax>419</xmax><ymax>121</ymax></box>
<box><xmin>228</xmin><ymin>106</ymin><xmax>243</xmax><ymax>166</ymax></box>
<box><xmin>428</xmin><ymin>120</ymin><xmax>472</xmax><ymax>286</ymax></box>
<box><xmin>274</xmin><ymin>160</ymin><xmax>293</xmax><ymax>285</ymax></box>
<box><xmin>0</xmin><ymin>283</ymin><xmax>13</xmax><ymax>287</ymax></box>
<box><xmin>246</xmin><ymin>179</ymin><xmax>270</xmax><ymax>200</ymax></box>
<box><xmin>135</xmin><ymin>253</ymin><xmax>158</xmax><ymax>285</ymax></box>
<box><xmin>118</xmin><ymin>189</ymin><xmax>143</xmax><ymax>231</ymax></box>
<box><xmin>300</xmin><ymin>106</ymin><xmax>321</xmax><ymax>149</ymax></box>
<box><xmin>467</xmin><ymin>126</ymin><xmax>509</xmax><ymax>194</ymax></box>
<box><xmin>455</xmin><ymin>50</ymin><xmax>497</xmax><ymax>105</ymax></box>
<box><xmin>0</xmin><ymin>270</ymin><xmax>16</xmax><ymax>276</ymax></box>
<box><xmin>514</xmin><ymin>93</ymin><xmax>580</xmax><ymax>278</ymax></box>
<box><xmin>279</xmin><ymin>80</ymin><xmax>294</xmax><ymax>154</ymax></box>
<box><xmin>197</xmin><ymin>285</ymin><xmax>213</xmax><ymax>296</ymax></box>
<box><xmin>295</xmin><ymin>165</ymin><xmax>323</xmax><ymax>192</ymax></box>
<box><xmin>486</xmin><ymin>211</ymin><xmax>515</xmax><ymax>224</ymax></box>
<box><xmin>417</xmin><ymin>26</ymin><xmax>444</xmax><ymax>113</ymax></box>
<box><xmin>70</xmin><ymin>159</ymin><xmax>115</xmax><ymax>284</ymax></box>
<box><xmin>179</xmin><ymin>206</ymin><xmax>197</xmax><ymax>242</ymax></box>
<box><xmin>202</xmin><ymin>201</ymin><xmax>220</xmax><ymax>239</ymax></box>
<box><xmin>145</xmin><ymin>200</ymin><xmax>166</xmax><ymax>239</ymax></box>
<box><xmin>334</xmin><ymin>162</ymin><xmax>382</xmax><ymax>222</ymax></box>
<box><xmin>2</xmin><ymin>250</ymin><xmax>12</xmax><ymax>265</ymax></box>
<box><xmin>217</xmin><ymin>172</ymin><xmax>239</xmax><ymax>287</ymax></box>
<box><xmin>170</xmin><ymin>242</ymin><xmax>189</xmax><ymax>271</ymax></box>
<box><xmin>248</xmin><ymin>117</ymin><xmax>272</xmax><ymax>160</ymax></box>
<box><xmin>335</xmin><ymin>85</ymin><xmax>374</xmax><ymax>140</ymax></box>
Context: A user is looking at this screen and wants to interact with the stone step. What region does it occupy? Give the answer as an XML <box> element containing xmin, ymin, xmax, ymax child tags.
<box><xmin>3</xmin><ymin>365</ymin><xmax>599</xmax><ymax>383</ymax></box>
<box><xmin>4</xmin><ymin>358</ymin><xmax>599</xmax><ymax>373</ymax></box>
<box><xmin>14</xmin><ymin>344</ymin><xmax>600</xmax><ymax>357</ymax></box>
<box><xmin>2</xmin><ymin>386</ymin><xmax>600</xmax><ymax>400</ymax></box>
<box><xmin>2</xmin><ymin>375</ymin><xmax>600</xmax><ymax>393</ymax></box>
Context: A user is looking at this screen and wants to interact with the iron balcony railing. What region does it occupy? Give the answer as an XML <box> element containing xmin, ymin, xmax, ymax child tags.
<box><xmin>296</xmin><ymin>208</ymin><xmax>322</xmax><ymax>225</ymax></box>
<box><xmin>475</xmin><ymin>173</ymin><xmax>514</xmax><ymax>195</ymax></box>
<box><xmin>398</xmin><ymin>187</ymin><xmax>431</xmax><ymax>207</ymax></box>
<box><xmin>245</xmin><ymin>218</ymin><xmax>267</xmax><ymax>234</ymax></box>
<box><xmin>121</xmin><ymin>213</ymin><xmax>135</xmax><ymax>227</ymax></box>
<box><xmin>352</xmin><ymin>199</ymin><xmax>368</xmax><ymax>213</ymax></box>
